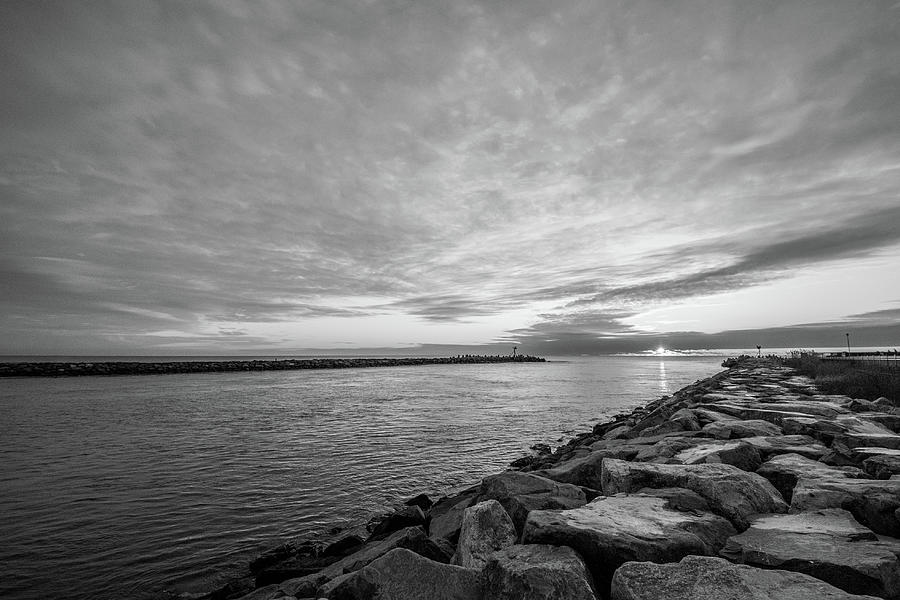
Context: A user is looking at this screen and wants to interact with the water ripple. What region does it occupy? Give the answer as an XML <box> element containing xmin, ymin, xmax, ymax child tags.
<box><xmin>0</xmin><ymin>356</ymin><xmax>722</xmax><ymax>600</ymax></box>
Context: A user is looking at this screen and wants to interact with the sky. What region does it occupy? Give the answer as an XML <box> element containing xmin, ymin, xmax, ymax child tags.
<box><xmin>2</xmin><ymin>0</ymin><xmax>900</xmax><ymax>356</ymax></box>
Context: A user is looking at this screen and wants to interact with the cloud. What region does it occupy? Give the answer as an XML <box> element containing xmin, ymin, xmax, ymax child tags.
<box><xmin>2</xmin><ymin>1</ymin><xmax>900</xmax><ymax>354</ymax></box>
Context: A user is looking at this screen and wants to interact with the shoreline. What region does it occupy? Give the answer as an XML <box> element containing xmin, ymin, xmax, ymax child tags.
<box><xmin>0</xmin><ymin>355</ymin><xmax>545</xmax><ymax>378</ymax></box>
<box><xmin>196</xmin><ymin>355</ymin><xmax>900</xmax><ymax>600</ymax></box>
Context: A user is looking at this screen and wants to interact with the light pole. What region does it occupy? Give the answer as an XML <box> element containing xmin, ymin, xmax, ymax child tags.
<box><xmin>846</xmin><ymin>333</ymin><xmax>851</xmax><ymax>354</ymax></box>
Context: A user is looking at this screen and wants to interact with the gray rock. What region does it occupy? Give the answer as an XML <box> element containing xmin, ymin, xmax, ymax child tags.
<box><xmin>791</xmin><ymin>478</ymin><xmax>900</xmax><ymax>537</ymax></box>
<box><xmin>231</xmin><ymin>584</ymin><xmax>282</xmax><ymax>600</ymax></box>
<box><xmin>635</xmin><ymin>486</ymin><xmax>711</xmax><ymax>512</ymax></box>
<box><xmin>522</xmin><ymin>493</ymin><xmax>735</xmax><ymax>588</ymax></box>
<box><xmin>536</xmin><ymin>448</ymin><xmax>635</xmax><ymax>488</ymax></box>
<box><xmin>476</xmin><ymin>471</ymin><xmax>586</xmax><ymax>533</ymax></box>
<box><xmin>601</xmin><ymin>458</ymin><xmax>788</xmax><ymax>530</ymax></box>
<box><xmin>756</xmin><ymin>453</ymin><xmax>863</xmax><ymax>502</ymax></box>
<box><xmin>875</xmin><ymin>397</ymin><xmax>895</xmax><ymax>410</ymax></box>
<box><xmin>721</xmin><ymin>509</ymin><xmax>900</xmax><ymax>599</ymax></box>
<box><xmin>783</xmin><ymin>415</ymin><xmax>894</xmax><ymax>445</ymax></box>
<box><xmin>848</xmin><ymin>398</ymin><xmax>879</xmax><ymax>412</ymax></box>
<box><xmin>640</xmin><ymin>408</ymin><xmax>701</xmax><ymax>437</ymax></box>
<box><xmin>451</xmin><ymin>500</ymin><xmax>517</xmax><ymax>569</ymax></box>
<box><xmin>610</xmin><ymin>555</ymin><xmax>881</xmax><ymax>600</ymax></box>
<box><xmin>368</xmin><ymin>505</ymin><xmax>426</xmax><ymax>540</ymax></box>
<box><xmin>428</xmin><ymin>487</ymin><xmax>478</xmax><ymax>542</ymax></box>
<box><xmin>481</xmin><ymin>544</ymin><xmax>597</xmax><ymax>600</ymax></box>
<box><xmin>739</xmin><ymin>434</ymin><xmax>829</xmax><ymax>460</ymax></box>
<box><xmin>701</xmin><ymin>419</ymin><xmax>782</xmax><ymax>439</ymax></box>
<box><xmin>860</xmin><ymin>413</ymin><xmax>900</xmax><ymax>434</ymax></box>
<box><xmin>671</xmin><ymin>439</ymin><xmax>763</xmax><ymax>471</ymax></box>
<box><xmin>837</xmin><ymin>432</ymin><xmax>900</xmax><ymax>450</ymax></box>
<box><xmin>697</xmin><ymin>403</ymin><xmax>819</xmax><ymax>426</ymax></box>
<box><xmin>602</xmin><ymin>424</ymin><xmax>632</xmax><ymax>440</ymax></box>
<box><xmin>633</xmin><ymin>437</ymin><xmax>699</xmax><ymax>462</ymax></box>
<box><xmin>321</xmin><ymin>526</ymin><xmax>449</xmax><ymax>579</ymax></box>
<box><xmin>863</xmin><ymin>455</ymin><xmax>900</xmax><ymax>479</ymax></box>
<box><xmin>318</xmin><ymin>548</ymin><xmax>481</xmax><ymax>600</ymax></box>
<box><xmin>280</xmin><ymin>572</ymin><xmax>328</xmax><ymax>598</ymax></box>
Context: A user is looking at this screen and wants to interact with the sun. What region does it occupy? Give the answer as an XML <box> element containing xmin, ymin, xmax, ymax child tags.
<box><xmin>655</xmin><ymin>346</ymin><xmax>666</xmax><ymax>355</ymax></box>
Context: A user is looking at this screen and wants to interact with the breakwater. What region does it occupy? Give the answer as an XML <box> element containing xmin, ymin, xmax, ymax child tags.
<box><xmin>204</xmin><ymin>356</ymin><xmax>900</xmax><ymax>600</ymax></box>
<box><xmin>0</xmin><ymin>355</ymin><xmax>544</xmax><ymax>378</ymax></box>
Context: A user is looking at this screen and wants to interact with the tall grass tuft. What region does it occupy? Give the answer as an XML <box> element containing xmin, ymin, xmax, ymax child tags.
<box><xmin>780</xmin><ymin>350</ymin><xmax>900</xmax><ymax>403</ymax></box>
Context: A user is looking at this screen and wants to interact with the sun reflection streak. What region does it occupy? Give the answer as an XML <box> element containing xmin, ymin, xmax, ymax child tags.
<box><xmin>658</xmin><ymin>360</ymin><xmax>668</xmax><ymax>393</ymax></box>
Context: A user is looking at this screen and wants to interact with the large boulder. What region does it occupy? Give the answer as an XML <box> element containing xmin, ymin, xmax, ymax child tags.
<box><xmin>671</xmin><ymin>439</ymin><xmax>763</xmax><ymax>471</ymax></box>
<box><xmin>610</xmin><ymin>555</ymin><xmax>881</xmax><ymax>600</ymax></box>
<box><xmin>476</xmin><ymin>471</ymin><xmax>586</xmax><ymax>533</ymax></box>
<box><xmin>639</xmin><ymin>408</ymin><xmax>701</xmax><ymax>437</ymax></box>
<box><xmin>428</xmin><ymin>487</ymin><xmax>478</xmax><ymax>543</ymax></box>
<box><xmin>318</xmin><ymin>548</ymin><xmax>481</xmax><ymax>600</ymax></box>
<box><xmin>701</xmin><ymin>419</ymin><xmax>782</xmax><ymax>439</ymax></box>
<box><xmin>536</xmin><ymin>447</ymin><xmax>636</xmax><ymax>489</ymax></box>
<box><xmin>321</xmin><ymin>526</ymin><xmax>450</xmax><ymax>579</ymax></box>
<box><xmin>452</xmin><ymin>500</ymin><xmax>517</xmax><ymax>569</ymax></box>
<box><xmin>368</xmin><ymin>505</ymin><xmax>427</xmax><ymax>540</ymax></box>
<box><xmin>783</xmin><ymin>415</ymin><xmax>894</xmax><ymax>446</ymax></box>
<box><xmin>521</xmin><ymin>492</ymin><xmax>735</xmax><ymax>589</ymax></box>
<box><xmin>600</xmin><ymin>458</ymin><xmax>788</xmax><ymax>530</ymax></box>
<box><xmin>791</xmin><ymin>478</ymin><xmax>900</xmax><ymax>537</ymax></box>
<box><xmin>756</xmin><ymin>453</ymin><xmax>863</xmax><ymax>502</ymax></box>
<box><xmin>481</xmin><ymin>544</ymin><xmax>597</xmax><ymax>600</ymax></box>
<box><xmin>721</xmin><ymin>509</ymin><xmax>900</xmax><ymax>599</ymax></box>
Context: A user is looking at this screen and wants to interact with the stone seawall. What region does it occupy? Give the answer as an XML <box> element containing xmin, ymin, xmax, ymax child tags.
<box><xmin>193</xmin><ymin>356</ymin><xmax>900</xmax><ymax>600</ymax></box>
<box><xmin>0</xmin><ymin>355</ymin><xmax>545</xmax><ymax>378</ymax></box>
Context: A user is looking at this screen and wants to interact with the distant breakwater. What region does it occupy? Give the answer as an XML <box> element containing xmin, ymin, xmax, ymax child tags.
<box><xmin>0</xmin><ymin>355</ymin><xmax>545</xmax><ymax>378</ymax></box>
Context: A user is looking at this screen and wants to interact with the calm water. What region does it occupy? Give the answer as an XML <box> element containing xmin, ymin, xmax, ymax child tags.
<box><xmin>0</xmin><ymin>355</ymin><xmax>724</xmax><ymax>600</ymax></box>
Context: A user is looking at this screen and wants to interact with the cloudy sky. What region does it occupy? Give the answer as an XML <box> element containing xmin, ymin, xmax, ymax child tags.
<box><xmin>2</xmin><ymin>0</ymin><xmax>900</xmax><ymax>356</ymax></box>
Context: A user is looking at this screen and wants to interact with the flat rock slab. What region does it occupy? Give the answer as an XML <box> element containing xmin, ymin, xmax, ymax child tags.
<box><xmin>601</xmin><ymin>458</ymin><xmax>788</xmax><ymax>530</ymax></box>
<box><xmin>610</xmin><ymin>555</ymin><xmax>881</xmax><ymax>600</ymax></box>
<box><xmin>721</xmin><ymin>509</ymin><xmax>900</xmax><ymax>599</ymax></box>
<box><xmin>452</xmin><ymin>500</ymin><xmax>517</xmax><ymax>569</ymax></box>
<box><xmin>522</xmin><ymin>493</ymin><xmax>735</xmax><ymax>588</ymax></box>
<box><xmin>477</xmin><ymin>471</ymin><xmax>586</xmax><ymax>533</ymax></box>
<box><xmin>482</xmin><ymin>544</ymin><xmax>597</xmax><ymax>600</ymax></box>
<box><xmin>739</xmin><ymin>434</ymin><xmax>829</xmax><ymax>460</ymax></box>
<box><xmin>698</xmin><ymin>403</ymin><xmax>820</xmax><ymax>426</ymax></box>
<box><xmin>702</xmin><ymin>419</ymin><xmax>782</xmax><ymax>439</ymax></box>
<box><xmin>319</xmin><ymin>548</ymin><xmax>481</xmax><ymax>600</ymax></box>
<box><xmin>671</xmin><ymin>440</ymin><xmax>762</xmax><ymax>471</ymax></box>
<box><xmin>838</xmin><ymin>433</ymin><xmax>900</xmax><ymax>450</ymax></box>
<box><xmin>792</xmin><ymin>478</ymin><xmax>900</xmax><ymax>537</ymax></box>
<box><xmin>784</xmin><ymin>416</ymin><xmax>894</xmax><ymax>444</ymax></box>
<box><xmin>756</xmin><ymin>453</ymin><xmax>863</xmax><ymax>502</ymax></box>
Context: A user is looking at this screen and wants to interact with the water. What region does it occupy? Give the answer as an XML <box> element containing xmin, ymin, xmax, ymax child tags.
<box><xmin>0</xmin><ymin>355</ymin><xmax>724</xmax><ymax>599</ymax></box>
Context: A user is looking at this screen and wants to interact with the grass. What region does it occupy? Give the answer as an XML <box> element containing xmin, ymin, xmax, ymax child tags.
<box><xmin>779</xmin><ymin>350</ymin><xmax>900</xmax><ymax>403</ymax></box>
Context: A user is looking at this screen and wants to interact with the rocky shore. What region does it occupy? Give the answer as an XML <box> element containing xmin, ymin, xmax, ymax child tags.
<box><xmin>0</xmin><ymin>355</ymin><xmax>544</xmax><ymax>378</ymax></box>
<box><xmin>195</xmin><ymin>356</ymin><xmax>900</xmax><ymax>600</ymax></box>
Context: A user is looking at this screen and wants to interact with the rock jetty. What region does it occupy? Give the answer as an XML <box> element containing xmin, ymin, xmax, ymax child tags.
<box><xmin>0</xmin><ymin>355</ymin><xmax>545</xmax><ymax>378</ymax></box>
<box><xmin>196</xmin><ymin>357</ymin><xmax>900</xmax><ymax>600</ymax></box>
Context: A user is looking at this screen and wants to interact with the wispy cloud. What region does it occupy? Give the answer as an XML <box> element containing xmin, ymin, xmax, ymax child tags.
<box><xmin>2</xmin><ymin>0</ymin><xmax>900</xmax><ymax>354</ymax></box>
